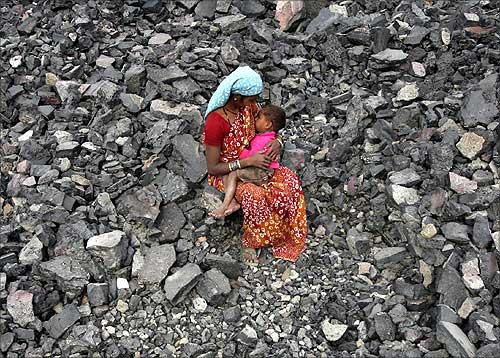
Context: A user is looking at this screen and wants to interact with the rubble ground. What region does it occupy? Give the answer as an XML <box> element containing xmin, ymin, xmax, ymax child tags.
<box><xmin>1</xmin><ymin>0</ymin><xmax>500</xmax><ymax>357</ymax></box>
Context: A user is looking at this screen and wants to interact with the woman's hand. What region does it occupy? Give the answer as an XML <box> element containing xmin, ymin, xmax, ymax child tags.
<box><xmin>248</xmin><ymin>153</ymin><xmax>272</xmax><ymax>169</ymax></box>
<box><xmin>265</xmin><ymin>139</ymin><xmax>283</xmax><ymax>161</ymax></box>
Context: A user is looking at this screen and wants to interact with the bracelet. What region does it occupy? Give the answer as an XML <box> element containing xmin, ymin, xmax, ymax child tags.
<box><xmin>229</xmin><ymin>161</ymin><xmax>234</xmax><ymax>171</ymax></box>
<box><xmin>236</xmin><ymin>160</ymin><xmax>241</xmax><ymax>169</ymax></box>
<box><xmin>276</xmin><ymin>137</ymin><xmax>284</xmax><ymax>147</ymax></box>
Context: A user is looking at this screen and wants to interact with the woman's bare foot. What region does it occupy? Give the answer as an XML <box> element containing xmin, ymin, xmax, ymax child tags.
<box><xmin>241</xmin><ymin>247</ymin><xmax>259</xmax><ymax>266</ymax></box>
<box><xmin>209</xmin><ymin>205</ymin><xmax>228</xmax><ymax>219</ymax></box>
<box><xmin>223</xmin><ymin>199</ymin><xmax>240</xmax><ymax>216</ymax></box>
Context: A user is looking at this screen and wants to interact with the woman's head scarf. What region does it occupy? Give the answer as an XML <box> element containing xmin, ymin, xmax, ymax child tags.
<box><xmin>204</xmin><ymin>66</ymin><xmax>263</xmax><ymax>118</ymax></box>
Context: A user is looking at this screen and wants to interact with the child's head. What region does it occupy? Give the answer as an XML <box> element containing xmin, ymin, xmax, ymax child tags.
<box><xmin>255</xmin><ymin>105</ymin><xmax>286</xmax><ymax>133</ymax></box>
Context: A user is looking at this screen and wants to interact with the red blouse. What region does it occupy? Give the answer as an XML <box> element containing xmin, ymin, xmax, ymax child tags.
<box><xmin>203</xmin><ymin>112</ymin><xmax>231</xmax><ymax>147</ymax></box>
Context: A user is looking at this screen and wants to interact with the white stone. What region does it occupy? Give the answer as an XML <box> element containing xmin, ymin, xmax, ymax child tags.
<box><xmin>7</xmin><ymin>290</ymin><xmax>35</xmax><ymax>327</ymax></box>
<box><xmin>96</xmin><ymin>55</ymin><xmax>115</xmax><ymax>68</ymax></box>
<box><xmin>193</xmin><ymin>297</ymin><xmax>208</xmax><ymax>312</ymax></box>
<box><xmin>329</xmin><ymin>4</ymin><xmax>348</xmax><ymax>17</ymax></box>
<box><xmin>441</xmin><ymin>28</ymin><xmax>451</xmax><ymax>45</ymax></box>
<box><xmin>116</xmin><ymin>278</ymin><xmax>129</xmax><ymax>290</ymax></box>
<box><xmin>458</xmin><ymin>297</ymin><xmax>476</xmax><ymax>319</ymax></box>
<box><xmin>116</xmin><ymin>299</ymin><xmax>128</xmax><ymax>313</ymax></box>
<box><xmin>22</xmin><ymin>177</ymin><xmax>36</xmax><ymax>187</ymax></box>
<box><xmin>389</xmin><ymin>184</ymin><xmax>420</xmax><ymax>205</ymax></box>
<box><xmin>18</xmin><ymin>130</ymin><xmax>33</xmax><ymax>142</ymax></box>
<box><xmin>321</xmin><ymin>320</ymin><xmax>348</xmax><ymax>342</ymax></box>
<box><xmin>411</xmin><ymin>62</ymin><xmax>426</xmax><ymax>77</ymax></box>
<box><xmin>449</xmin><ymin>172</ymin><xmax>477</xmax><ymax>194</ymax></box>
<box><xmin>421</xmin><ymin>224</ymin><xmax>438</xmax><ymax>239</ymax></box>
<box><xmin>456</xmin><ymin>132</ymin><xmax>485</xmax><ymax>160</ymax></box>
<box><xmin>371</xmin><ymin>49</ymin><xmax>408</xmax><ymax>62</ymax></box>
<box><xmin>477</xmin><ymin>320</ymin><xmax>496</xmax><ymax>341</ymax></box>
<box><xmin>148</xmin><ymin>33</ymin><xmax>172</xmax><ymax>45</ymax></box>
<box><xmin>464</xmin><ymin>13</ymin><xmax>480</xmax><ymax>22</ymax></box>
<box><xmin>82</xmin><ymin>142</ymin><xmax>99</xmax><ymax>151</ymax></box>
<box><xmin>86</xmin><ymin>230</ymin><xmax>126</xmax><ymax>269</ymax></box>
<box><xmin>53</xmin><ymin>130</ymin><xmax>73</xmax><ymax>144</ymax></box>
<box><xmin>19</xmin><ymin>236</ymin><xmax>43</xmax><ymax>265</ymax></box>
<box><xmin>396</xmin><ymin>83</ymin><xmax>419</xmax><ymax>102</ymax></box>
<box><xmin>9</xmin><ymin>55</ymin><xmax>22</xmax><ymax>68</ymax></box>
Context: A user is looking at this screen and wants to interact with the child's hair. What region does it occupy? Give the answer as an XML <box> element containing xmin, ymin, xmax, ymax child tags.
<box><xmin>262</xmin><ymin>105</ymin><xmax>286</xmax><ymax>132</ymax></box>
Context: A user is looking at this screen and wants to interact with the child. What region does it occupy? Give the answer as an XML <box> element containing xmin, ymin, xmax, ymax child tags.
<box><xmin>210</xmin><ymin>105</ymin><xmax>286</xmax><ymax>219</ymax></box>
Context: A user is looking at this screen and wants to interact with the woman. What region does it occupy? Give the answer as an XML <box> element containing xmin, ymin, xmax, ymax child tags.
<box><xmin>203</xmin><ymin>66</ymin><xmax>307</xmax><ymax>265</ymax></box>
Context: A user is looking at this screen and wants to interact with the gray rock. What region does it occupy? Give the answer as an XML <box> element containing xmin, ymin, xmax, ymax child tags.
<box><xmin>375</xmin><ymin>313</ymin><xmax>396</xmax><ymax>341</ymax></box>
<box><xmin>371</xmin><ymin>48</ymin><xmax>408</xmax><ymax>62</ymax></box>
<box><xmin>216</xmin><ymin>0</ymin><xmax>232</xmax><ymax>12</ymax></box>
<box><xmin>476</xmin><ymin>343</ymin><xmax>500</xmax><ymax>358</ymax></box>
<box><xmin>436</xmin><ymin>321</ymin><xmax>476</xmax><ymax>358</ymax></box>
<box><xmin>236</xmin><ymin>325</ymin><xmax>258</xmax><ymax>347</ymax></box>
<box><xmin>233</xmin><ymin>0</ymin><xmax>266</xmax><ymax>16</ymax></box>
<box><xmin>473</xmin><ymin>214</ymin><xmax>492</xmax><ymax>249</ymax></box>
<box><xmin>171</xmin><ymin>134</ymin><xmax>207</xmax><ymax>183</ymax></box>
<box><xmin>116</xmin><ymin>185</ymin><xmax>161</xmax><ymax>225</ymax></box>
<box><xmin>7</xmin><ymin>290</ymin><xmax>35</xmax><ymax>327</ymax></box>
<box><xmin>43</xmin><ymin>304</ymin><xmax>81</xmax><ymax>339</ymax></box>
<box><xmin>86</xmin><ymin>230</ymin><xmax>127</xmax><ymax>270</ymax></box>
<box><xmin>84</xmin><ymin>80</ymin><xmax>120</xmax><ymax>101</ymax></box>
<box><xmin>404</xmin><ymin>26</ymin><xmax>430</xmax><ymax>45</ymax></box>
<box><xmin>0</xmin><ymin>332</ymin><xmax>14</xmax><ymax>352</ymax></box>
<box><xmin>437</xmin><ymin>266</ymin><xmax>468</xmax><ymax>311</ymax></box>
<box><xmin>223</xmin><ymin>306</ymin><xmax>241</xmax><ymax>323</ymax></box>
<box><xmin>147</xmin><ymin>64</ymin><xmax>187</xmax><ymax>83</ymax></box>
<box><xmin>18</xmin><ymin>236</ymin><xmax>43</xmax><ymax>265</ymax></box>
<box><xmin>436</xmin><ymin>304</ymin><xmax>461</xmax><ymax>324</ymax></box>
<box><xmin>196</xmin><ymin>268</ymin><xmax>231</xmax><ymax>306</ymax></box>
<box><xmin>87</xmin><ymin>283</ymin><xmax>109</xmax><ymax>306</ymax></box>
<box><xmin>388</xmin><ymin>168</ymin><xmax>421</xmax><ymax>186</ymax></box>
<box><xmin>441</xmin><ymin>222</ymin><xmax>469</xmax><ymax>244</ymax></box>
<box><xmin>148</xmin><ymin>33</ymin><xmax>172</xmax><ymax>45</ymax></box>
<box><xmin>37</xmin><ymin>256</ymin><xmax>89</xmax><ymax>298</ymax></box>
<box><xmin>164</xmin><ymin>263</ymin><xmax>202</xmax><ymax>305</ymax></box>
<box><xmin>204</xmin><ymin>254</ymin><xmax>242</xmax><ymax>279</ymax></box>
<box><xmin>95</xmin><ymin>55</ymin><xmax>115</xmax><ymax>68</ymax></box>
<box><xmin>306</xmin><ymin>7</ymin><xmax>344</xmax><ymax>34</ymax></box>
<box><xmin>388</xmin><ymin>184</ymin><xmax>420</xmax><ymax>206</ymax></box>
<box><xmin>125</xmin><ymin>65</ymin><xmax>146</xmax><ymax>94</ymax></box>
<box><xmin>194</xmin><ymin>0</ymin><xmax>217</xmax><ymax>19</ymax></box>
<box><xmin>472</xmin><ymin>170</ymin><xmax>494</xmax><ymax>186</ymax></box>
<box><xmin>55</xmin><ymin>80</ymin><xmax>80</xmax><ymax>102</ymax></box>
<box><xmin>213</xmin><ymin>14</ymin><xmax>247</xmax><ymax>33</ymax></box>
<box><xmin>460</xmin><ymin>73</ymin><xmax>499</xmax><ymax>127</ymax></box>
<box><xmin>153</xmin><ymin>170</ymin><xmax>190</xmax><ymax>203</ymax></box>
<box><xmin>138</xmin><ymin>244</ymin><xmax>176</xmax><ymax>284</ymax></box>
<box><xmin>321</xmin><ymin>320</ymin><xmax>348</xmax><ymax>342</ymax></box>
<box><xmin>156</xmin><ymin>203</ymin><xmax>186</xmax><ymax>242</ymax></box>
<box><xmin>120</xmin><ymin>93</ymin><xmax>144</xmax><ymax>113</ymax></box>
<box><xmin>177</xmin><ymin>0</ymin><xmax>200</xmax><ymax>10</ymax></box>
<box><xmin>17</xmin><ymin>16</ymin><xmax>38</xmax><ymax>34</ymax></box>
<box><xmin>346</xmin><ymin>228</ymin><xmax>372</xmax><ymax>256</ymax></box>
<box><xmin>374</xmin><ymin>247</ymin><xmax>408</xmax><ymax>268</ymax></box>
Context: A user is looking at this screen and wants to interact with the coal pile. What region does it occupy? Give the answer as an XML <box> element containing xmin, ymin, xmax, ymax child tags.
<box><xmin>1</xmin><ymin>0</ymin><xmax>500</xmax><ymax>357</ymax></box>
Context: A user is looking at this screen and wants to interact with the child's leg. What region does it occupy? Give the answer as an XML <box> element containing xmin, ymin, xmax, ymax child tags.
<box><xmin>210</xmin><ymin>172</ymin><xmax>238</xmax><ymax>218</ymax></box>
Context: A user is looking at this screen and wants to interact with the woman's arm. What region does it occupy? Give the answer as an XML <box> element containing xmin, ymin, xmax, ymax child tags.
<box><xmin>206</xmin><ymin>145</ymin><xmax>272</xmax><ymax>175</ymax></box>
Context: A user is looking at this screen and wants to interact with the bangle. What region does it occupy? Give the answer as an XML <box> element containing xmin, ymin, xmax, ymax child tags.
<box><xmin>276</xmin><ymin>137</ymin><xmax>284</xmax><ymax>147</ymax></box>
<box><xmin>228</xmin><ymin>162</ymin><xmax>234</xmax><ymax>171</ymax></box>
<box><xmin>236</xmin><ymin>160</ymin><xmax>241</xmax><ymax>169</ymax></box>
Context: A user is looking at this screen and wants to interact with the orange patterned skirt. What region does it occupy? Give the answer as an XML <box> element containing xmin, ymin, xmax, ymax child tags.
<box><xmin>231</xmin><ymin>166</ymin><xmax>308</xmax><ymax>262</ymax></box>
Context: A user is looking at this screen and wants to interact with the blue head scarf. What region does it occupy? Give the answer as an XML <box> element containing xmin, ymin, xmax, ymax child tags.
<box><xmin>204</xmin><ymin>66</ymin><xmax>263</xmax><ymax>118</ymax></box>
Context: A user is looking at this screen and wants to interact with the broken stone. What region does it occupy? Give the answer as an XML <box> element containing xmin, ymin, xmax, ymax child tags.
<box><xmin>86</xmin><ymin>230</ymin><xmax>127</xmax><ymax>270</ymax></box>
<box><xmin>164</xmin><ymin>263</ymin><xmax>202</xmax><ymax>305</ymax></box>
<box><xmin>7</xmin><ymin>290</ymin><xmax>35</xmax><ymax>327</ymax></box>
<box><xmin>196</xmin><ymin>268</ymin><xmax>231</xmax><ymax>306</ymax></box>
<box><xmin>321</xmin><ymin>320</ymin><xmax>348</xmax><ymax>342</ymax></box>
<box><xmin>449</xmin><ymin>172</ymin><xmax>478</xmax><ymax>194</ymax></box>
<box><xmin>456</xmin><ymin>132</ymin><xmax>485</xmax><ymax>160</ymax></box>
<box><xmin>137</xmin><ymin>244</ymin><xmax>176</xmax><ymax>284</ymax></box>
<box><xmin>437</xmin><ymin>321</ymin><xmax>476</xmax><ymax>358</ymax></box>
<box><xmin>43</xmin><ymin>304</ymin><xmax>81</xmax><ymax>339</ymax></box>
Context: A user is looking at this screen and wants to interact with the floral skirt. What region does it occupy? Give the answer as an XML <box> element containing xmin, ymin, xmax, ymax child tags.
<box><xmin>210</xmin><ymin>166</ymin><xmax>307</xmax><ymax>261</ymax></box>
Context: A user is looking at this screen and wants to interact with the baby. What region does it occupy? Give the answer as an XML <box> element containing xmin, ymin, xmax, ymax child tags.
<box><xmin>210</xmin><ymin>104</ymin><xmax>286</xmax><ymax>218</ymax></box>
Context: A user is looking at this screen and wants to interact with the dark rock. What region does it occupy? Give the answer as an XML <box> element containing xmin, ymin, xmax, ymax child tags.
<box><xmin>156</xmin><ymin>203</ymin><xmax>186</xmax><ymax>242</ymax></box>
<box><xmin>196</xmin><ymin>268</ymin><xmax>231</xmax><ymax>306</ymax></box>
<box><xmin>164</xmin><ymin>263</ymin><xmax>202</xmax><ymax>305</ymax></box>
<box><xmin>43</xmin><ymin>304</ymin><xmax>81</xmax><ymax>339</ymax></box>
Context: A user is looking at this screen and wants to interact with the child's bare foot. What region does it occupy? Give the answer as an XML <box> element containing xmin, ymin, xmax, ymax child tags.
<box><xmin>223</xmin><ymin>200</ymin><xmax>240</xmax><ymax>216</ymax></box>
